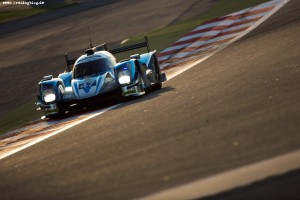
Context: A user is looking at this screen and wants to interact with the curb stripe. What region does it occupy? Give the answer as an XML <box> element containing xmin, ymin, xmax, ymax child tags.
<box><xmin>159</xmin><ymin>14</ymin><xmax>267</xmax><ymax>56</ymax></box>
<box><xmin>158</xmin><ymin>35</ymin><xmax>237</xmax><ymax>62</ymax></box>
<box><xmin>157</xmin><ymin>0</ymin><xmax>286</xmax><ymax>69</ymax></box>
<box><xmin>199</xmin><ymin>6</ymin><xmax>274</xmax><ymax>27</ymax></box>
<box><xmin>175</xmin><ymin>14</ymin><xmax>265</xmax><ymax>43</ymax></box>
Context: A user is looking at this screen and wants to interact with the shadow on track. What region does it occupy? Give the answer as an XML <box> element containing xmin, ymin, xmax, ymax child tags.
<box><xmin>45</xmin><ymin>86</ymin><xmax>175</xmax><ymax>123</ymax></box>
<box><xmin>201</xmin><ymin>168</ymin><xmax>300</xmax><ymax>200</ymax></box>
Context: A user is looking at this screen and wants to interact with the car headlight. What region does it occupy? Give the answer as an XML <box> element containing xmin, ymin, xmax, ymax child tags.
<box><xmin>118</xmin><ymin>70</ymin><xmax>131</xmax><ymax>85</ymax></box>
<box><xmin>44</xmin><ymin>93</ymin><xmax>56</xmax><ymax>103</ymax></box>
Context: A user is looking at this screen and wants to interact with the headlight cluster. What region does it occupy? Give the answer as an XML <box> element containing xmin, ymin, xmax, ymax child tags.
<box><xmin>118</xmin><ymin>70</ymin><xmax>131</xmax><ymax>85</ymax></box>
<box><xmin>42</xmin><ymin>85</ymin><xmax>56</xmax><ymax>103</ymax></box>
<box><xmin>44</xmin><ymin>93</ymin><xmax>56</xmax><ymax>103</ymax></box>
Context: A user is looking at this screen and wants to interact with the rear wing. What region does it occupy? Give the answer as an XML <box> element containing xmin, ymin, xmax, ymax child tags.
<box><xmin>109</xmin><ymin>35</ymin><xmax>150</xmax><ymax>54</ymax></box>
<box><xmin>64</xmin><ymin>35</ymin><xmax>150</xmax><ymax>71</ymax></box>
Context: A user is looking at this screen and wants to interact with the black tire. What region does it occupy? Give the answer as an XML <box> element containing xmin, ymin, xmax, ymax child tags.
<box><xmin>150</xmin><ymin>55</ymin><xmax>163</xmax><ymax>91</ymax></box>
<box><xmin>46</xmin><ymin>103</ymin><xmax>66</xmax><ymax>119</ymax></box>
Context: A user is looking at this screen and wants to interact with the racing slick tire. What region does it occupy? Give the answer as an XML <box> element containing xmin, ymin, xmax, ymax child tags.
<box><xmin>46</xmin><ymin>103</ymin><xmax>66</xmax><ymax>119</ymax></box>
<box><xmin>149</xmin><ymin>55</ymin><xmax>163</xmax><ymax>91</ymax></box>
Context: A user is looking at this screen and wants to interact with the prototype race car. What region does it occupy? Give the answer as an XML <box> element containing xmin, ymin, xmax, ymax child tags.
<box><xmin>36</xmin><ymin>35</ymin><xmax>167</xmax><ymax>118</ymax></box>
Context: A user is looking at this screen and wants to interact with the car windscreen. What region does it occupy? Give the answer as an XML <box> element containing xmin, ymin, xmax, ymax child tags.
<box><xmin>73</xmin><ymin>58</ymin><xmax>111</xmax><ymax>78</ymax></box>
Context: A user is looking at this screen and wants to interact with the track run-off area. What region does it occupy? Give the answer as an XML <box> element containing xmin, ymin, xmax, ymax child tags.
<box><xmin>1</xmin><ymin>0</ymin><xmax>300</xmax><ymax>199</ymax></box>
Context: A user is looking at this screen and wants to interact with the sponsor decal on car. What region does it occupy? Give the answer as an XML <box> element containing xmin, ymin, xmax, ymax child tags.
<box><xmin>79</xmin><ymin>80</ymin><xmax>96</xmax><ymax>93</ymax></box>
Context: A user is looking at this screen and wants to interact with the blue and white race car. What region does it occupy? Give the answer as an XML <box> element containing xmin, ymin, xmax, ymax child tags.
<box><xmin>36</xmin><ymin>36</ymin><xmax>166</xmax><ymax>118</ymax></box>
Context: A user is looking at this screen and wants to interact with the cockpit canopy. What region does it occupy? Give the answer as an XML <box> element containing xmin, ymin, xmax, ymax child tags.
<box><xmin>73</xmin><ymin>58</ymin><xmax>112</xmax><ymax>79</ymax></box>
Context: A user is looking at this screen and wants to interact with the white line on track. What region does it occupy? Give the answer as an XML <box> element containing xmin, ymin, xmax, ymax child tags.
<box><xmin>226</xmin><ymin>0</ymin><xmax>282</xmax><ymax>17</ymax></box>
<box><xmin>138</xmin><ymin>150</ymin><xmax>300</xmax><ymax>200</ymax></box>
<box><xmin>0</xmin><ymin>0</ymin><xmax>289</xmax><ymax>161</ymax></box>
<box><xmin>0</xmin><ymin>104</ymin><xmax>120</xmax><ymax>160</ymax></box>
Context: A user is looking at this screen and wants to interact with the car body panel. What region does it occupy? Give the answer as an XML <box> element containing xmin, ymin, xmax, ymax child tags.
<box><xmin>36</xmin><ymin>36</ymin><xmax>166</xmax><ymax>118</ymax></box>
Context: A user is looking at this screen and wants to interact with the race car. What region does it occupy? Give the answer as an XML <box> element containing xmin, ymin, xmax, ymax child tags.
<box><xmin>36</xmin><ymin>35</ymin><xmax>167</xmax><ymax>118</ymax></box>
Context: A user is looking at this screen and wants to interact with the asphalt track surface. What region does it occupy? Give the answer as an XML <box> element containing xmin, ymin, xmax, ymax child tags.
<box><xmin>0</xmin><ymin>1</ymin><xmax>300</xmax><ymax>200</ymax></box>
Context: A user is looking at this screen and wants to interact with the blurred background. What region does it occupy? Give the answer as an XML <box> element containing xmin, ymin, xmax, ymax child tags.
<box><xmin>0</xmin><ymin>0</ymin><xmax>96</xmax><ymax>23</ymax></box>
